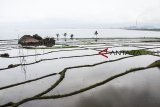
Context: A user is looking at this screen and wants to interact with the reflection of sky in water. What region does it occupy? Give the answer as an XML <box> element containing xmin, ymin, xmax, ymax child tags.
<box><xmin>49</xmin><ymin>55</ymin><xmax>159</xmax><ymax>94</ymax></box>
<box><xmin>22</xmin><ymin>68</ymin><xmax>160</xmax><ymax>107</ymax></box>
<box><xmin>0</xmin><ymin>38</ymin><xmax>160</xmax><ymax>107</ymax></box>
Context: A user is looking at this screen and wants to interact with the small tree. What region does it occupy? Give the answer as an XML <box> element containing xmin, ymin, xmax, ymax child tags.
<box><xmin>94</xmin><ymin>31</ymin><xmax>98</xmax><ymax>42</ymax></box>
<box><xmin>33</xmin><ymin>34</ymin><xmax>42</xmax><ymax>40</ymax></box>
<box><xmin>70</xmin><ymin>34</ymin><xmax>74</xmax><ymax>40</ymax></box>
<box><xmin>56</xmin><ymin>34</ymin><xmax>59</xmax><ymax>41</ymax></box>
<box><xmin>64</xmin><ymin>33</ymin><xmax>67</xmax><ymax>41</ymax></box>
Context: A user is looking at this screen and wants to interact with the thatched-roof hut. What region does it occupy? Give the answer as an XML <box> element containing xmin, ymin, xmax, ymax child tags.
<box><xmin>18</xmin><ymin>35</ymin><xmax>39</xmax><ymax>45</ymax></box>
<box><xmin>18</xmin><ymin>35</ymin><xmax>55</xmax><ymax>47</ymax></box>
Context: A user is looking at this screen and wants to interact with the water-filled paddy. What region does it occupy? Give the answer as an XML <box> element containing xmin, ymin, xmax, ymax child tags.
<box><xmin>0</xmin><ymin>38</ymin><xmax>160</xmax><ymax>107</ymax></box>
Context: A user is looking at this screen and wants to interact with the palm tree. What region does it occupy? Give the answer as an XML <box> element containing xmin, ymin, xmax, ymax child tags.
<box><xmin>70</xmin><ymin>34</ymin><xmax>74</xmax><ymax>40</ymax></box>
<box><xmin>94</xmin><ymin>31</ymin><xmax>98</xmax><ymax>42</ymax></box>
<box><xmin>64</xmin><ymin>33</ymin><xmax>67</xmax><ymax>41</ymax></box>
<box><xmin>56</xmin><ymin>34</ymin><xmax>59</xmax><ymax>41</ymax></box>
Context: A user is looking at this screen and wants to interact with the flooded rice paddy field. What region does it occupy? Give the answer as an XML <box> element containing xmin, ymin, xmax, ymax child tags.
<box><xmin>0</xmin><ymin>38</ymin><xmax>160</xmax><ymax>107</ymax></box>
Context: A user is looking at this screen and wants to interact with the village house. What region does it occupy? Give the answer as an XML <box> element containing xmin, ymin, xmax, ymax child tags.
<box><xmin>18</xmin><ymin>35</ymin><xmax>55</xmax><ymax>47</ymax></box>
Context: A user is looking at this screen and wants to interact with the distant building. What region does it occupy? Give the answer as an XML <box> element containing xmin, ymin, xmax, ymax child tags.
<box><xmin>18</xmin><ymin>35</ymin><xmax>39</xmax><ymax>45</ymax></box>
<box><xmin>18</xmin><ymin>35</ymin><xmax>55</xmax><ymax>47</ymax></box>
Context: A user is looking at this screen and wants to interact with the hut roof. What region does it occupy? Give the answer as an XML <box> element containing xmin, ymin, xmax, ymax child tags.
<box><xmin>19</xmin><ymin>35</ymin><xmax>39</xmax><ymax>44</ymax></box>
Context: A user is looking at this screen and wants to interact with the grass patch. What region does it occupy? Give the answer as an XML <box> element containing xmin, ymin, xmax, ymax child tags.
<box><xmin>148</xmin><ymin>60</ymin><xmax>160</xmax><ymax>68</ymax></box>
<box><xmin>61</xmin><ymin>45</ymin><xmax>78</xmax><ymax>48</ymax></box>
<box><xmin>141</xmin><ymin>40</ymin><xmax>160</xmax><ymax>42</ymax></box>
<box><xmin>124</xmin><ymin>49</ymin><xmax>152</xmax><ymax>56</ymax></box>
<box><xmin>109</xmin><ymin>49</ymin><xmax>153</xmax><ymax>56</ymax></box>
<box><xmin>23</xmin><ymin>45</ymin><xmax>79</xmax><ymax>49</ymax></box>
<box><xmin>0</xmin><ymin>53</ymin><xmax>9</xmax><ymax>57</ymax></box>
<box><xmin>8</xmin><ymin>64</ymin><xmax>19</xmax><ymax>68</ymax></box>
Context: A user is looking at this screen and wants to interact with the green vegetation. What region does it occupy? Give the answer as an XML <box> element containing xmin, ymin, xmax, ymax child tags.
<box><xmin>33</xmin><ymin>34</ymin><xmax>43</xmax><ymax>40</ymax></box>
<box><xmin>2</xmin><ymin>55</ymin><xmax>160</xmax><ymax>107</ymax></box>
<box><xmin>94</xmin><ymin>31</ymin><xmax>98</xmax><ymax>42</ymax></box>
<box><xmin>23</xmin><ymin>45</ymin><xmax>79</xmax><ymax>49</ymax></box>
<box><xmin>70</xmin><ymin>34</ymin><xmax>74</xmax><ymax>40</ymax></box>
<box><xmin>8</xmin><ymin>64</ymin><xmax>19</xmax><ymax>68</ymax></box>
<box><xmin>64</xmin><ymin>33</ymin><xmax>67</xmax><ymax>41</ymax></box>
<box><xmin>141</xmin><ymin>40</ymin><xmax>160</xmax><ymax>42</ymax></box>
<box><xmin>61</xmin><ymin>45</ymin><xmax>78</xmax><ymax>48</ymax></box>
<box><xmin>126</xmin><ymin>28</ymin><xmax>160</xmax><ymax>32</ymax></box>
<box><xmin>0</xmin><ymin>53</ymin><xmax>9</xmax><ymax>57</ymax></box>
<box><xmin>56</xmin><ymin>34</ymin><xmax>59</xmax><ymax>41</ymax></box>
<box><xmin>125</xmin><ymin>49</ymin><xmax>152</xmax><ymax>56</ymax></box>
<box><xmin>111</xmin><ymin>49</ymin><xmax>153</xmax><ymax>56</ymax></box>
<box><xmin>148</xmin><ymin>60</ymin><xmax>160</xmax><ymax>68</ymax></box>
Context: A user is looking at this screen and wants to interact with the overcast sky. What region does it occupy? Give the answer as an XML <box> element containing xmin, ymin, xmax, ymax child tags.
<box><xmin>0</xmin><ymin>0</ymin><xmax>160</xmax><ymax>28</ymax></box>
